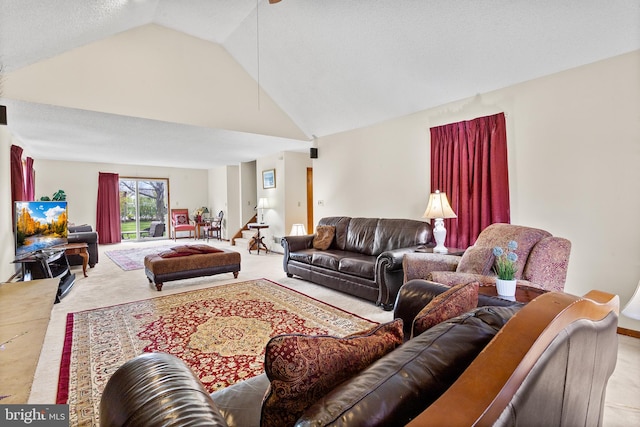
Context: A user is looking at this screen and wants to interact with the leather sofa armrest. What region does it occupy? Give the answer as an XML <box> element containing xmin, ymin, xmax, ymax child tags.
<box><xmin>402</xmin><ymin>252</ymin><xmax>460</xmax><ymax>283</ymax></box>
<box><xmin>100</xmin><ymin>352</ymin><xmax>228</xmax><ymax>427</ymax></box>
<box><xmin>377</xmin><ymin>247</ymin><xmax>421</xmax><ymax>271</ymax></box>
<box><xmin>68</xmin><ymin>231</ymin><xmax>98</xmax><ymax>244</ymax></box>
<box><xmin>281</xmin><ymin>235</ymin><xmax>314</xmax><ymax>253</ymax></box>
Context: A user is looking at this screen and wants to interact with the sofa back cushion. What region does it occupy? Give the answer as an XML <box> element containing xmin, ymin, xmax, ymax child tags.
<box><xmin>297</xmin><ymin>305</ymin><xmax>521</xmax><ymax>426</ymax></box>
<box><xmin>373</xmin><ymin>218</ymin><xmax>431</xmax><ymax>255</ymax></box>
<box><xmin>344</xmin><ymin>218</ymin><xmax>379</xmax><ymax>255</ymax></box>
<box><xmin>318</xmin><ymin>217</ymin><xmax>432</xmax><ymax>256</ymax></box>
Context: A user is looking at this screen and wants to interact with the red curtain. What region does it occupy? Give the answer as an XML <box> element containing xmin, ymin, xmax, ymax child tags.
<box><xmin>430</xmin><ymin>112</ymin><xmax>510</xmax><ymax>249</ymax></box>
<box><xmin>24</xmin><ymin>157</ymin><xmax>35</xmax><ymax>201</ymax></box>
<box><xmin>10</xmin><ymin>145</ymin><xmax>25</xmax><ymax>204</ymax></box>
<box><xmin>96</xmin><ymin>172</ymin><xmax>121</xmax><ymax>244</ymax></box>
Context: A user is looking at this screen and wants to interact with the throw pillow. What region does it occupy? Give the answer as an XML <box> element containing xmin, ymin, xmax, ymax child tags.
<box><xmin>174</xmin><ymin>213</ymin><xmax>188</xmax><ymax>225</ymax></box>
<box><xmin>412</xmin><ymin>281</ymin><xmax>479</xmax><ymax>338</ymax></box>
<box><xmin>261</xmin><ymin>319</ymin><xmax>403</xmax><ymax>427</ymax></box>
<box><xmin>312</xmin><ymin>225</ymin><xmax>335</xmax><ymax>250</ymax></box>
<box><xmin>186</xmin><ymin>244</ymin><xmax>223</xmax><ymax>254</ymax></box>
<box><xmin>456</xmin><ymin>246</ymin><xmax>496</xmax><ymax>275</ymax></box>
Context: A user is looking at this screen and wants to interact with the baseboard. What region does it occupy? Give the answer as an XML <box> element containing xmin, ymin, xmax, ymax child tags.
<box><xmin>617</xmin><ymin>327</ymin><xmax>640</xmax><ymax>338</ymax></box>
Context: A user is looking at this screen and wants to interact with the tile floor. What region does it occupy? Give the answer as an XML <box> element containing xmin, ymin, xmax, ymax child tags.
<box><xmin>28</xmin><ymin>238</ymin><xmax>640</xmax><ymax>425</ymax></box>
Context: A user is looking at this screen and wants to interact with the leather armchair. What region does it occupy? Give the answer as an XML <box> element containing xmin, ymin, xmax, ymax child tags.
<box><xmin>403</xmin><ymin>223</ymin><xmax>571</xmax><ymax>292</ymax></box>
<box><xmin>170</xmin><ymin>209</ymin><xmax>196</xmax><ymax>240</ymax></box>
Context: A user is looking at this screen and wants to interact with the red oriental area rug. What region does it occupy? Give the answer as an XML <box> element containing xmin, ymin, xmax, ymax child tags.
<box><xmin>56</xmin><ymin>279</ymin><xmax>376</xmax><ymax>426</ymax></box>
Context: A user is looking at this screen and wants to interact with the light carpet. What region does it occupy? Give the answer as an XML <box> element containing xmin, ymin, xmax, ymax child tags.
<box><xmin>104</xmin><ymin>244</ymin><xmax>175</xmax><ymax>270</ymax></box>
<box><xmin>56</xmin><ymin>278</ymin><xmax>377</xmax><ymax>426</ymax></box>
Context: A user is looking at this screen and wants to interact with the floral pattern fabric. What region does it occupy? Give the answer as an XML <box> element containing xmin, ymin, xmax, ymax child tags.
<box><xmin>261</xmin><ymin>319</ymin><xmax>403</xmax><ymax>427</ymax></box>
<box><xmin>412</xmin><ymin>282</ymin><xmax>479</xmax><ymax>338</ymax></box>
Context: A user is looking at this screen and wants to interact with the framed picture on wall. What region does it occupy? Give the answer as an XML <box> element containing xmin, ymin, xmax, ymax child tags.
<box><xmin>263</xmin><ymin>169</ymin><xmax>276</xmax><ymax>189</ymax></box>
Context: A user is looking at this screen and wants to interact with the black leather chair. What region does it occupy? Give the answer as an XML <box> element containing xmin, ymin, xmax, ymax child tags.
<box><xmin>141</xmin><ymin>221</ymin><xmax>165</xmax><ymax>238</ymax></box>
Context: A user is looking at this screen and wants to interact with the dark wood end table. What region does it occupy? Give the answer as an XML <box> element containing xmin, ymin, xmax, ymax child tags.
<box><xmin>478</xmin><ymin>283</ymin><xmax>547</xmax><ymax>304</ymax></box>
<box><xmin>64</xmin><ymin>242</ymin><xmax>89</xmax><ymax>277</ymax></box>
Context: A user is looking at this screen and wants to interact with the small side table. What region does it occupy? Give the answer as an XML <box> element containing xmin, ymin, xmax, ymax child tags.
<box><xmin>478</xmin><ymin>284</ymin><xmax>546</xmax><ymax>304</ymax></box>
<box><xmin>64</xmin><ymin>242</ymin><xmax>89</xmax><ymax>277</ymax></box>
<box><xmin>248</xmin><ymin>223</ymin><xmax>269</xmax><ymax>254</ymax></box>
<box><xmin>414</xmin><ymin>246</ymin><xmax>467</xmax><ymax>256</ymax></box>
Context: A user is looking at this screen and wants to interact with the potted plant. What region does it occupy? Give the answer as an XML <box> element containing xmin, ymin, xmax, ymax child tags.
<box><xmin>493</xmin><ymin>240</ymin><xmax>518</xmax><ymax>297</ymax></box>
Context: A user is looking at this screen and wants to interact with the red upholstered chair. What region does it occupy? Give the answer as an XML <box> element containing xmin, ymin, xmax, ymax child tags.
<box><xmin>170</xmin><ymin>209</ymin><xmax>196</xmax><ymax>240</ymax></box>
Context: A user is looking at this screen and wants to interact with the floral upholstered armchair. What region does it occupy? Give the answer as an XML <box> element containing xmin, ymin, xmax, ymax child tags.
<box><xmin>170</xmin><ymin>209</ymin><xmax>196</xmax><ymax>240</ymax></box>
<box><xmin>403</xmin><ymin>223</ymin><xmax>571</xmax><ymax>292</ymax></box>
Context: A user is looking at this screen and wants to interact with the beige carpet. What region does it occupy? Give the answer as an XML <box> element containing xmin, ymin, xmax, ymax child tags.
<box><xmin>29</xmin><ymin>239</ymin><xmax>393</xmax><ymax>421</ymax></box>
<box><xmin>58</xmin><ymin>278</ymin><xmax>377</xmax><ymax>426</ymax></box>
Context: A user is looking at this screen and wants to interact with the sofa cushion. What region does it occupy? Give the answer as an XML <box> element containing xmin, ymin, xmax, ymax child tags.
<box><xmin>311</xmin><ymin>250</ymin><xmax>347</xmax><ymax>271</ymax></box>
<box><xmin>456</xmin><ymin>246</ymin><xmax>496</xmax><ymax>275</ymax></box>
<box><xmin>211</xmin><ymin>373</ymin><xmax>270</xmax><ymax>427</ymax></box>
<box><xmin>338</xmin><ymin>254</ymin><xmax>376</xmax><ymax>279</ymax></box>
<box><xmin>297</xmin><ymin>305</ymin><xmax>521</xmax><ymax>427</ymax></box>
<box><xmin>289</xmin><ymin>249</ymin><xmax>314</xmax><ymax>264</ymax></box>
<box><xmin>261</xmin><ymin>319</ymin><xmax>403</xmax><ymax>427</ymax></box>
<box><xmin>313</xmin><ymin>225</ymin><xmax>335</xmax><ymax>250</ymax></box>
<box><xmin>412</xmin><ymin>282</ymin><xmax>479</xmax><ymax>337</ymax></box>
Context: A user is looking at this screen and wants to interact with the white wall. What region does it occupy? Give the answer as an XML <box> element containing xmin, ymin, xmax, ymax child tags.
<box><xmin>314</xmin><ymin>50</ymin><xmax>640</xmax><ymax>330</ymax></box>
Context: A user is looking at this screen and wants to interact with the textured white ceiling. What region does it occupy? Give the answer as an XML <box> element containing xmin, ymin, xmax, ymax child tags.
<box><xmin>1</xmin><ymin>0</ymin><xmax>639</xmax><ymax>169</ymax></box>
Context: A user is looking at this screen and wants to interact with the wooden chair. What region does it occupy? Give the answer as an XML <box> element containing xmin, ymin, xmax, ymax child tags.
<box><xmin>205</xmin><ymin>211</ymin><xmax>224</xmax><ymax>241</ymax></box>
<box><xmin>170</xmin><ymin>209</ymin><xmax>196</xmax><ymax>240</ymax></box>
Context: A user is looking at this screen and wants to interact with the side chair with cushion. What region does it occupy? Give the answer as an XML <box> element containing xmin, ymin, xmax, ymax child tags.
<box><xmin>206</xmin><ymin>211</ymin><xmax>223</xmax><ymax>241</ymax></box>
<box><xmin>170</xmin><ymin>209</ymin><xmax>196</xmax><ymax>240</ymax></box>
<box><xmin>403</xmin><ymin>223</ymin><xmax>572</xmax><ymax>292</ymax></box>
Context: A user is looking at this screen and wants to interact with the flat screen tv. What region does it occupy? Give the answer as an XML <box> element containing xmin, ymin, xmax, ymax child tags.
<box><xmin>15</xmin><ymin>201</ymin><xmax>68</xmax><ymax>257</ymax></box>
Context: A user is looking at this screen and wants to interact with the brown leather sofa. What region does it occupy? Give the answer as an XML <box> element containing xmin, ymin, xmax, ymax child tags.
<box><xmin>281</xmin><ymin>217</ymin><xmax>433</xmax><ymax>310</ymax></box>
<box><xmin>99</xmin><ymin>282</ymin><xmax>619</xmax><ymax>427</ymax></box>
<box><xmin>67</xmin><ymin>224</ymin><xmax>99</xmax><ymax>268</ymax></box>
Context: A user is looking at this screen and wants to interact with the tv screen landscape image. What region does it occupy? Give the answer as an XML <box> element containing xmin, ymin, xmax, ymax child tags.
<box><xmin>15</xmin><ymin>201</ymin><xmax>68</xmax><ymax>257</ymax></box>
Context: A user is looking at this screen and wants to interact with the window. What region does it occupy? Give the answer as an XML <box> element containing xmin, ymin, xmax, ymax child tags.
<box><xmin>119</xmin><ymin>178</ymin><xmax>169</xmax><ymax>240</ymax></box>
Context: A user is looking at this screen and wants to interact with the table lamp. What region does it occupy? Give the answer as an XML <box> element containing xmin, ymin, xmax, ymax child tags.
<box><xmin>622</xmin><ymin>280</ymin><xmax>640</xmax><ymax>320</ymax></box>
<box><xmin>422</xmin><ymin>190</ymin><xmax>457</xmax><ymax>253</ymax></box>
<box><xmin>257</xmin><ymin>198</ymin><xmax>269</xmax><ymax>223</ymax></box>
<box><xmin>290</xmin><ymin>224</ymin><xmax>307</xmax><ymax>236</ymax></box>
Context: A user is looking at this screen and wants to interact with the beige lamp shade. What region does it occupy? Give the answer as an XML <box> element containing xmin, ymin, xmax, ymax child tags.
<box><xmin>290</xmin><ymin>224</ymin><xmax>307</xmax><ymax>236</ymax></box>
<box><xmin>257</xmin><ymin>198</ymin><xmax>269</xmax><ymax>209</ymax></box>
<box><xmin>423</xmin><ymin>190</ymin><xmax>457</xmax><ymax>219</ymax></box>
<box><xmin>422</xmin><ymin>190</ymin><xmax>457</xmax><ymax>253</ymax></box>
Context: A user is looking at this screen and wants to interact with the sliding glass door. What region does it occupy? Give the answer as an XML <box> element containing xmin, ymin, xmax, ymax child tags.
<box><xmin>119</xmin><ymin>178</ymin><xmax>168</xmax><ymax>240</ymax></box>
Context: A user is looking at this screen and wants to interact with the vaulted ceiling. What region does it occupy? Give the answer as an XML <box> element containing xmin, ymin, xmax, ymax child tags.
<box><xmin>1</xmin><ymin>0</ymin><xmax>639</xmax><ymax>169</ymax></box>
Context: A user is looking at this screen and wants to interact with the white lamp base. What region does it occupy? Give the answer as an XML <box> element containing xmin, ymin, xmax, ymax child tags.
<box><xmin>432</xmin><ymin>218</ymin><xmax>448</xmax><ymax>253</ymax></box>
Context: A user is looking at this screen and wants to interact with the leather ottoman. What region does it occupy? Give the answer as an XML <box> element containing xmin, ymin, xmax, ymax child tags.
<box><xmin>144</xmin><ymin>247</ymin><xmax>241</xmax><ymax>291</ymax></box>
